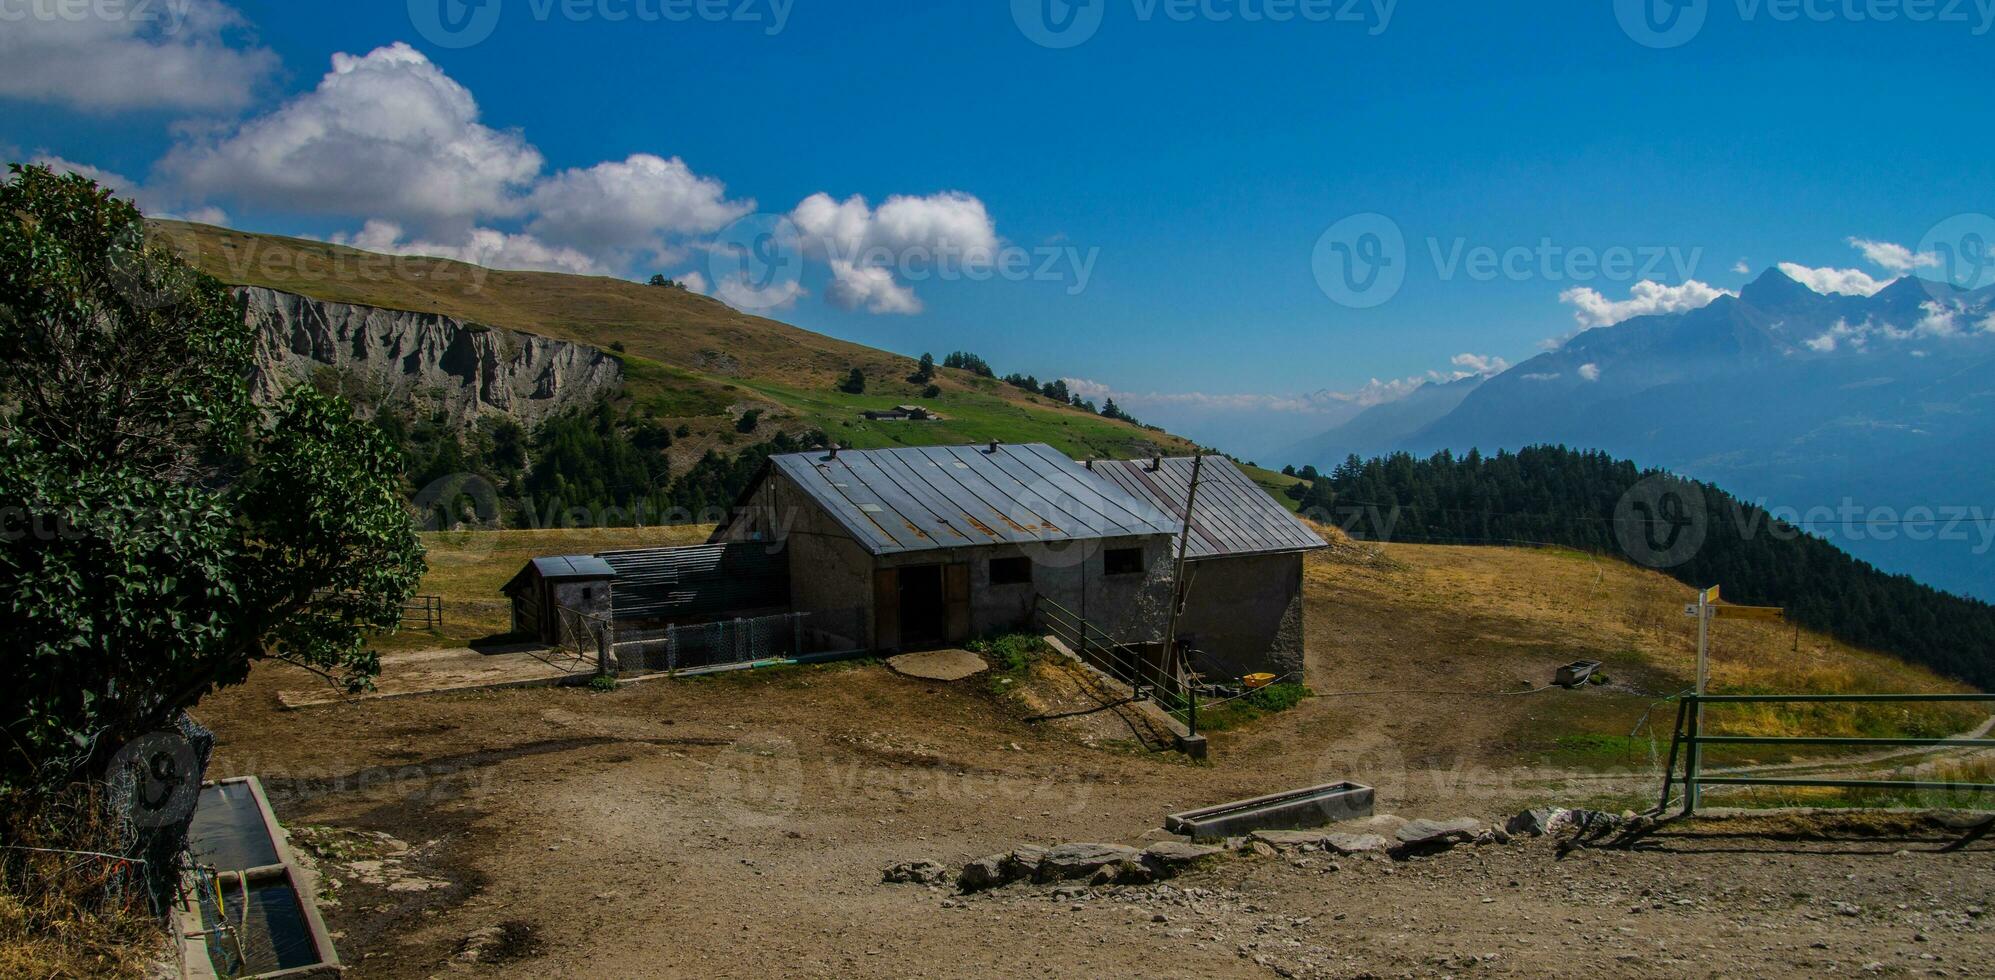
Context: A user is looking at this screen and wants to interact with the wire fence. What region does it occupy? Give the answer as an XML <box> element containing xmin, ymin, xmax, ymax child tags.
<box><xmin>610</xmin><ymin>608</ymin><xmax>867</xmax><ymax>675</ymax></box>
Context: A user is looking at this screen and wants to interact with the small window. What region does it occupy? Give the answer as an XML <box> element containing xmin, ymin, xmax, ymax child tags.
<box><xmin>989</xmin><ymin>555</ymin><xmax>1032</xmax><ymax>586</ymax></box>
<box><xmin>1103</xmin><ymin>547</ymin><xmax>1144</xmax><ymax>576</ymax></box>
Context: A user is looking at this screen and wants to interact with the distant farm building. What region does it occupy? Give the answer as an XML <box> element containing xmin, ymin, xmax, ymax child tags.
<box><xmin>503</xmin><ymin>443</ymin><xmax>1322</xmax><ymax>682</ymax></box>
<box><xmin>862</xmin><ymin>404</ymin><xmax>937</xmax><ymax>421</ymax></box>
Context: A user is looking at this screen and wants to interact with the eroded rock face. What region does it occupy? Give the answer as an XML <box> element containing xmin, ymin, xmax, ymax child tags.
<box><xmin>240</xmin><ymin>286</ymin><xmax>622</xmax><ymax>427</ymax></box>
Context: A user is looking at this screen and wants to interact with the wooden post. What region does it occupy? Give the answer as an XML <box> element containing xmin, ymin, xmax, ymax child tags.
<box><xmin>1160</xmin><ymin>454</ymin><xmax>1205</xmax><ymax>737</ymax></box>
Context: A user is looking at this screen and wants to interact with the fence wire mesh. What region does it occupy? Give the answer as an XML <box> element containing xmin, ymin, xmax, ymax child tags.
<box><xmin>610</xmin><ymin>609</ymin><xmax>864</xmax><ymax>675</ymax></box>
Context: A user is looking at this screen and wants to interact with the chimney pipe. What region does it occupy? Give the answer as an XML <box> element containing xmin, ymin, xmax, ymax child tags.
<box><xmin>827</xmin><ymin>443</ymin><xmax>840</xmax><ymax>459</ymax></box>
<box><xmin>987</xmin><ymin>440</ymin><xmax>1000</xmax><ymax>454</ymax></box>
<box><xmin>1150</xmin><ymin>455</ymin><xmax>1162</xmax><ymax>472</ymax></box>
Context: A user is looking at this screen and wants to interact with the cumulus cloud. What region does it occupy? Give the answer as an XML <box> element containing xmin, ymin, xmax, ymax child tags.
<box><xmin>1778</xmin><ymin>262</ymin><xmax>1890</xmax><ymax>297</ymax></box>
<box><xmin>1578</xmin><ymin>363</ymin><xmax>1601</xmax><ymax>382</ymax></box>
<box><xmin>674</xmin><ymin>270</ymin><xmax>709</xmax><ymax>294</ymax></box>
<box><xmin>525</xmin><ymin>153</ymin><xmax>751</xmax><ymax>262</ymax></box>
<box><xmin>1558</xmin><ymin>279</ymin><xmax>1734</xmax><ymax>328</ymax></box>
<box><xmin>1733</xmin><ymin>260</ymin><xmax>1752</xmax><ymax>275</ymax></box>
<box><xmin>713</xmin><ymin>273</ymin><xmax>804</xmax><ymax>312</ymax></box>
<box><xmin>161</xmin><ymin>44</ymin><xmax>544</xmax><ymax>234</ymax></box>
<box><xmin>0</xmin><ymin>0</ymin><xmax>277</xmax><ymax>111</ymax></box>
<box><xmin>789</xmin><ymin>191</ymin><xmax>1000</xmax><ymax>315</ymax></box>
<box><xmin>28</xmin><ymin>154</ymin><xmax>226</xmax><ymax>224</ymax></box>
<box><xmin>331</xmin><ymin>219</ymin><xmax>603</xmax><ymax>276</ymax></box>
<box><xmin>1449</xmin><ymin>353</ymin><xmax>1510</xmax><ymax>377</ymax></box>
<box><xmin>1848</xmin><ymin>237</ymin><xmax>1939</xmax><ymax>275</ymax></box>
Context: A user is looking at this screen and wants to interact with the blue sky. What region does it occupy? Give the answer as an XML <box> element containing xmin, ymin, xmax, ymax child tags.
<box><xmin>5</xmin><ymin>0</ymin><xmax>1992</xmax><ymax>458</ymax></box>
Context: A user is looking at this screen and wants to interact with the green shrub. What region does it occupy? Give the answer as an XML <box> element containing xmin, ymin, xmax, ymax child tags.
<box><xmin>587</xmin><ymin>674</ymin><xmax>619</xmax><ymax>692</ymax></box>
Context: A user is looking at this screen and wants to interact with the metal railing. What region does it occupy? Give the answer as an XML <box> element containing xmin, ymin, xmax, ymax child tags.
<box><xmin>1659</xmin><ymin>692</ymin><xmax>1995</xmax><ymax>815</ymax></box>
<box><xmin>1033</xmin><ymin>595</ymin><xmax>1198</xmax><ymax>736</ymax></box>
<box><xmin>400</xmin><ymin>595</ymin><xmax>444</xmax><ymax>630</ymax></box>
<box><xmin>614</xmin><ymin>611</ymin><xmax>810</xmax><ymax>675</ymax></box>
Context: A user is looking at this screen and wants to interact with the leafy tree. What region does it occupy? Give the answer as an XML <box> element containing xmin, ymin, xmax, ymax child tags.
<box><xmin>736</xmin><ymin>408</ymin><xmax>761</xmax><ymax>433</ymax></box>
<box><xmin>1040</xmin><ymin>378</ymin><xmax>1071</xmax><ymax>403</ymax></box>
<box><xmin>1281</xmin><ymin>464</ymin><xmax>1297</xmax><ymax>477</ymax></box>
<box><xmin>921</xmin><ymin>383</ymin><xmax>942</xmax><ymax>399</ymax></box>
<box><xmin>911</xmin><ymin>352</ymin><xmax>936</xmax><ymax>383</ymax></box>
<box><xmin>840</xmin><ymin>367</ymin><xmax>866</xmax><ymax>394</ymax></box>
<box><xmin>0</xmin><ymin>165</ymin><xmax>425</xmax><ymax>791</ymax></box>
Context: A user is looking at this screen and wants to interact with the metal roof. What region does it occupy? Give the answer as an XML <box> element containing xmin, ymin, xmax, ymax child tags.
<box><xmin>1087</xmin><ymin>456</ymin><xmax>1327</xmax><ymax>560</ymax></box>
<box><xmin>767</xmin><ymin>443</ymin><xmax>1181</xmax><ymax>556</ymax></box>
<box><xmin>529</xmin><ymin>555</ymin><xmax>619</xmax><ymax>580</ymax></box>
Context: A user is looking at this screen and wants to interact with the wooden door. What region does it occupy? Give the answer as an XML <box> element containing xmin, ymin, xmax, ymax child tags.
<box><xmin>944</xmin><ymin>562</ymin><xmax>972</xmax><ymax>643</ymax></box>
<box><xmin>873</xmin><ymin>567</ymin><xmax>900</xmax><ymax>651</ymax></box>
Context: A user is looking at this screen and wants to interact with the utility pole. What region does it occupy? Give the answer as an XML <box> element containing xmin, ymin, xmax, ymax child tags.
<box><xmin>1687</xmin><ymin>584</ymin><xmax>1714</xmax><ymax>812</ymax></box>
<box><xmin>1160</xmin><ymin>454</ymin><xmax>1204</xmax><ymax>735</ymax></box>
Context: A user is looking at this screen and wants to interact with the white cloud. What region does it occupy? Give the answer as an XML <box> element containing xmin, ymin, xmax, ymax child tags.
<box><xmin>675</xmin><ymin>270</ymin><xmax>709</xmax><ymax>294</ymax></box>
<box><xmin>1778</xmin><ymin>262</ymin><xmax>1889</xmax><ymax>297</ymax></box>
<box><xmin>1521</xmin><ymin>372</ymin><xmax>1561</xmax><ymax>382</ymax></box>
<box><xmin>0</xmin><ymin>0</ymin><xmax>277</xmax><ymax>111</ymax></box>
<box><xmin>161</xmin><ymin>43</ymin><xmax>543</xmax><ymax>234</ymax></box>
<box><xmin>1733</xmin><ymin>260</ymin><xmax>1752</xmax><ymax>275</ymax></box>
<box><xmin>1449</xmin><ymin>353</ymin><xmax>1509</xmax><ymax>377</ymax></box>
<box><xmin>1848</xmin><ymin>237</ymin><xmax>1939</xmax><ymax>275</ymax></box>
<box><xmin>331</xmin><ymin>219</ymin><xmax>603</xmax><ymax>276</ymax></box>
<box><xmin>1558</xmin><ymin>279</ymin><xmax>1734</xmax><ymax>328</ymax></box>
<box><xmin>789</xmin><ymin>191</ymin><xmax>999</xmax><ymax>315</ymax></box>
<box><xmin>525</xmin><ymin>153</ymin><xmax>751</xmax><ymax>262</ymax></box>
<box><xmin>1578</xmin><ymin>363</ymin><xmax>1601</xmax><ymax>382</ymax></box>
<box><xmin>28</xmin><ymin>154</ymin><xmax>227</xmax><ymax>224</ymax></box>
<box><xmin>713</xmin><ymin>272</ymin><xmax>805</xmax><ymax>312</ymax></box>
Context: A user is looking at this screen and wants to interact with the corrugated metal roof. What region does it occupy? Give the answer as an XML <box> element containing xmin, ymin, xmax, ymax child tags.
<box><xmin>1087</xmin><ymin>457</ymin><xmax>1327</xmax><ymax>560</ymax></box>
<box><xmin>769</xmin><ymin>443</ymin><xmax>1181</xmax><ymax>556</ymax></box>
<box><xmin>529</xmin><ymin>555</ymin><xmax>618</xmax><ymax>580</ymax></box>
<box><xmin>598</xmin><ymin>543</ymin><xmax>788</xmax><ymax>622</ymax></box>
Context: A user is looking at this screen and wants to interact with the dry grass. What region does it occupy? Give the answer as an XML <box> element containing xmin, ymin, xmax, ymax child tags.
<box><xmin>0</xmin><ymin>788</ymin><xmax>166</xmax><ymax>980</ymax></box>
<box><xmin>377</xmin><ymin>524</ymin><xmax>712</xmax><ymax>651</ymax></box>
<box><xmin>1304</xmin><ymin>521</ymin><xmax>1979</xmax><ymax>741</ymax></box>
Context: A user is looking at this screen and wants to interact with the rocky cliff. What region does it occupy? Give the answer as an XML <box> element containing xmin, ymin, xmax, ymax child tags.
<box><xmin>240</xmin><ymin>286</ymin><xmax>622</xmax><ymax>427</ymax></box>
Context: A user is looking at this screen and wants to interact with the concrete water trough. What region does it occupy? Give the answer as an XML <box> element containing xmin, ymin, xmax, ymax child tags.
<box><xmin>1165</xmin><ymin>781</ymin><xmax>1375</xmax><ymax>840</ymax></box>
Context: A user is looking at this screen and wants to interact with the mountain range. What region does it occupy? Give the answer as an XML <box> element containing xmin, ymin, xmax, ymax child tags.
<box><xmin>1285</xmin><ymin>268</ymin><xmax>1995</xmax><ymax>601</ymax></box>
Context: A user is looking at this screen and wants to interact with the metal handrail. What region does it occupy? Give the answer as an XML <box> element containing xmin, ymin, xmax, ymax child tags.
<box><xmin>1033</xmin><ymin>595</ymin><xmax>1196</xmax><ymax>734</ymax></box>
<box><xmin>1660</xmin><ymin>691</ymin><xmax>1995</xmax><ymax>815</ymax></box>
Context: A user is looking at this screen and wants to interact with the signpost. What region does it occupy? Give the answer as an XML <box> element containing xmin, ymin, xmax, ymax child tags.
<box><xmin>1681</xmin><ymin>585</ymin><xmax>1784</xmax><ymax>810</ymax></box>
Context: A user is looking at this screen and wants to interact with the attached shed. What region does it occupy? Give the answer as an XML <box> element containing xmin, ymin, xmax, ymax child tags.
<box><xmin>715</xmin><ymin>443</ymin><xmax>1183</xmax><ymax>652</ymax></box>
<box><xmin>1088</xmin><ymin>456</ymin><xmax>1327</xmax><ymax>683</ymax></box>
<box><xmin>502</xmin><ymin>555</ymin><xmax>617</xmax><ymax>644</ymax></box>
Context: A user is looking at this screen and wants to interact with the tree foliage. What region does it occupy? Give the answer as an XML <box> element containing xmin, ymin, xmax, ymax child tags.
<box><xmin>0</xmin><ymin>165</ymin><xmax>425</xmax><ymax>790</ymax></box>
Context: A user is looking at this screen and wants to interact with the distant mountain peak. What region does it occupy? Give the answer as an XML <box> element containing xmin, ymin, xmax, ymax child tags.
<box><xmin>1739</xmin><ymin>265</ymin><xmax>1816</xmax><ymax>308</ymax></box>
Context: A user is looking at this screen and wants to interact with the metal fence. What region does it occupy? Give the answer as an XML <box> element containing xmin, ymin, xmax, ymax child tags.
<box><xmin>1659</xmin><ymin>692</ymin><xmax>1995</xmax><ymax>815</ymax></box>
<box><xmin>400</xmin><ymin>595</ymin><xmax>444</xmax><ymax>630</ymax></box>
<box><xmin>1034</xmin><ymin>595</ymin><xmax>1199</xmax><ymax>736</ymax></box>
<box><xmin>610</xmin><ymin>608</ymin><xmax>866</xmax><ymax>676</ymax></box>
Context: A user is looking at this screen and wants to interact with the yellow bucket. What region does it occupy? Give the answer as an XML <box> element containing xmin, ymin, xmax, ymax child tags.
<box><xmin>1242</xmin><ymin>673</ymin><xmax>1277</xmax><ymax>689</ymax></box>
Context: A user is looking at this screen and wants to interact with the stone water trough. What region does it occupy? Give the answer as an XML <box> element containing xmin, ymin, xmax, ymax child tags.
<box><xmin>1165</xmin><ymin>781</ymin><xmax>1375</xmax><ymax>840</ymax></box>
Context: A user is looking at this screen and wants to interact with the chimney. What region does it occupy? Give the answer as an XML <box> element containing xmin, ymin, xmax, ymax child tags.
<box><xmin>1084</xmin><ymin>458</ymin><xmax>1093</xmax><ymax>470</ymax></box>
<box><xmin>1149</xmin><ymin>455</ymin><xmax>1162</xmax><ymax>472</ymax></box>
<box><xmin>987</xmin><ymin>440</ymin><xmax>1000</xmax><ymax>454</ymax></box>
<box><xmin>827</xmin><ymin>444</ymin><xmax>841</xmax><ymax>459</ymax></box>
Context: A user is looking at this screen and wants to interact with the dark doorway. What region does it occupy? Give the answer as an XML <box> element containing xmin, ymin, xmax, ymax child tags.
<box><xmin>898</xmin><ymin>564</ymin><xmax>946</xmax><ymax>648</ymax></box>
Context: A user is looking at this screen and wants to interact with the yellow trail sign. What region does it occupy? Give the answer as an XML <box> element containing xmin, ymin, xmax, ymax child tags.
<box><xmin>1699</xmin><ymin>585</ymin><xmax>1721</xmax><ymax>604</ymax></box>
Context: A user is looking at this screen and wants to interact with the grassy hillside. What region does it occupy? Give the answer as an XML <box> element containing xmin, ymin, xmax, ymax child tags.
<box><xmin>151</xmin><ymin>220</ymin><xmax>1192</xmax><ymax>463</ymax></box>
